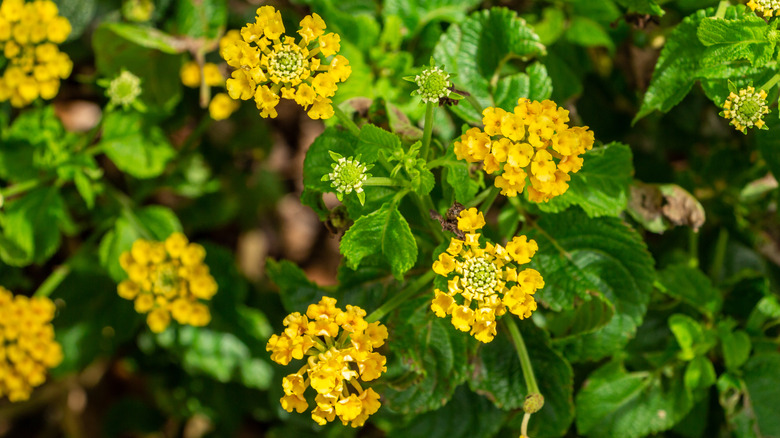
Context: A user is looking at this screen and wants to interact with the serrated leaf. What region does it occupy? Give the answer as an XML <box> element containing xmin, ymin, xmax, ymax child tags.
<box><xmin>546</xmin><ymin>291</ymin><xmax>616</xmax><ymax>340</ymax></box>
<box><xmin>743</xmin><ymin>353</ymin><xmax>780</xmax><ymax>437</ymax></box>
<box><xmin>493</xmin><ymin>62</ymin><xmax>553</xmax><ymax>109</ymax></box>
<box><xmin>1</xmin><ymin>186</ymin><xmax>68</xmax><ymax>266</ymax></box>
<box><xmin>433</xmin><ymin>7</ymin><xmax>547</xmax><ymax>123</ymax></box>
<box><xmin>381</xmin><ymin>296</ymin><xmax>470</xmax><ymax>414</ymax></box>
<box><xmin>657</xmin><ymin>264</ymin><xmax>722</xmax><ymax>317</ymax></box>
<box><xmin>536</xmin><ymin>142</ymin><xmax>633</xmax><ymax>217</ymax></box>
<box><xmin>387</xmin><ymin>387</ymin><xmax>505</xmax><ymax>438</ymax></box>
<box><xmin>527</xmin><ymin>209</ymin><xmax>655</xmax><ymax>362</ymax></box>
<box><xmin>382</xmin><ymin>0</ymin><xmax>482</xmax><ymax>38</ymax></box>
<box><xmin>442</xmin><ymin>147</ymin><xmax>480</xmax><ymax>203</ymax></box>
<box><xmin>99</xmin><ymin>111</ymin><xmax>176</xmax><ymax>179</ymax></box>
<box><xmin>697</xmin><ymin>16</ymin><xmax>775</xmax><ymax>66</ymax></box>
<box><xmin>635</xmin><ymin>10</ymin><xmax>708</xmax><ymax>122</ymax></box>
<box><xmin>575</xmin><ymin>361</ymin><xmax>695</xmax><ymax>438</ymax></box>
<box><xmin>470</xmin><ymin>323</ymin><xmax>574</xmax><ymax>438</ymax></box>
<box><xmin>340</xmin><ymin>202</ymin><xmax>417</xmax><ymax>279</ymax></box>
<box><xmin>265</xmin><ymin>259</ymin><xmax>328</xmax><ymax>314</ymax></box>
<box><xmin>356</xmin><ymin>124</ymin><xmax>403</xmax><ymax>163</ymax></box>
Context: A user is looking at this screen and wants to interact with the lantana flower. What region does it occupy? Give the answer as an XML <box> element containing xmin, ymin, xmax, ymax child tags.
<box><xmin>220</xmin><ymin>6</ymin><xmax>351</xmax><ymax>119</ymax></box>
<box><xmin>454</xmin><ymin>99</ymin><xmax>595</xmax><ymax>202</ymax></box>
<box><xmin>0</xmin><ymin>0</ymin><xmax>73</xmax><ymax>107</ymax></box>
<box><xmin>266</xmin><ymin>297</ymin><xmax>387</xmax><ymax>427</ymax></box>
<box><xmin>721</xmin><ymin>85</ymin><xmax>770</xmax><ymax>134</ymax></box>
<box><xmin>747</xmin><ymin>0</ymin><xmax>780</xmax><ymax>17</ymax></box>
<box><xmin>0</xmin><ymin>287</ymin><xmax>63</xmax><ymax>402</ymax></box>
<box><xmin>117</xmin><ymin>233</ymin><xmax>217</xmax><ymax>333</ymax></box>
<box><xmin>431</xmin><ymin>208</ymin><xmax>544</xmax><ymax>343</ymax></box>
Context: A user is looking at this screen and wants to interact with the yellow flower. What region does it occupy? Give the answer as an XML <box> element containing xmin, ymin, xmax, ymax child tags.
<box><xmin>453</xmin><ymin>99</ymin><xmax>595</xmax><ymax>202</ymax></box>
<box><xmin>720</xmin><ymin>86</ymin><xmax>770</xmax><ymax>134</ymax></box>
<box><xmin>430</xmin><ymin>208</ymin><xmax>544</xmax><ymax>343</ymax></box>
<box><xmin>0</xmin><ymin>287</ymin><xmax>63</xmax><ymax>402</ymax></box>
<box><xmin>0</xmin><ymin>0</ymin><xmax>72</xmax><ymax>107</ymax></box>
<box><xmin>117</xmin><ymin>233</ymin><xmax>217</xmax><ymax>333</ymax></box>
<box><xmin>180</xmin><ymin>61</ymin><xmax>201</xmax><ymax>88</ymax></box>
<box><xmin>208</xmin><ymin>92</ymin><xmax>240</xmax><ymax>120</ymax></box>
<box><xmin>747</xmin><ymin>0</ymin><xmax>780</xmax><ymax>17</ymax></box>
<box><xmin>220</xmin><ymin>6</ymin><xmax>350</xmax><ymax>119</ymax></box>
<box><xmin>266</xmin><ymin>297</ymin><xmax>387</xmax><ymax>427</ymax></box>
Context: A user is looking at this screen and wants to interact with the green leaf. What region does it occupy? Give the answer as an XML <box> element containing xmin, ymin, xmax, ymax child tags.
<box><xmin>545</xmin><ymin>291</ymin><xmax>616</xmax><ymax>340</ymax></box>
<box><xmin>532</xmin><ymin>7</ymin><xmax>566</xmax><ymax>46</ymax></box>
<box><xmin>301</xmin><ymin>126</ymin><xmax>360</xmax><ymax>210</ymax></box>
<box><xmin>356</xmin><ymin>124</ymin><xmax>403</xmax><ymax>163</ymax></box>
<box><xmin>669</xmin><ymin>314</ymin><xmax>717</xmax><ymax>360</ymax></box>
<box><xmin>614</xmin><ymin>0</ymin><xmax>665</xmax><ymax>15</ymax></box>
<box><xmin>565</xmin><ymin>16</ymin><xmax>615</xmax><ymax>52</ymax></box>
<box><xmin>99</xmin><ymin>111</ymin><xmax>176</xmax><ymax>179</ymax></box>
<box><xmin>98</xmin><ymin>206</ymin><xmax>182</xmax><ymax>282</ymax></box>
<box><xmin>743</xmin><ymin>353</ymin><xmax>780</xmax><ymax>437</ymax></box>
<box><xmin>53</xmin><ymin>0</ymin><xmax>97</xmax><ymax>40</ymax></box>
<box><xmin>697</xmin><ymin>15</ymin><xmax>775</xmax><ymax>66</ymax></box>
<box><xmin>171</xmin><ymin>0</ymin><xmax>226</xmax><ymax>39</ymax></box>
<box><xmin>756</xmin><ymin>116</ymin><xmax>780</xmax><ymax>181</ymax></box>
<box><xmin>381</xmin><ymin>296</ymin><xmax>470</xmax><ymax>414</ymax></box>
<box><xmin>382</xmin><ymin>0</ymin><xmax>482</xmax><ymax>39</ymax></box>
<box><xmin>340</xmin><ymin>202</ymin><xmax>417</xmax><ymax>279</ymax></box>
<box><xmin>492</xmin><ymin>62</ymin><xmax>553</xmax><ymax>109</ymax></box>
<box><xmin>93</xmin><ymin>24</ymin><xmax>184</xmax><ymax>114</ymax></box>
<box><xmin>470</xmin><ymin>323</ymin><xmax>574</xmax><ymax>438</ymax></box>
<box><xmin>684</xmin><ymin>356</ymin><xmax>716</xmax><ymax>390</ymax></box>
<box><xmin>536</xmin><ymin>142</ymin><xmax>634</xmax><ymax>218</ymax></box>
<box><xmin>265</xmin><ymin>259</ymin><xmax>328</xmax><ymax>314</ymax></box>
<box><xmin>575</xmin><ymin>361</ymin><xmax>695</xmax><ymax>438</ymax></box>
<box><xmin>387</xmin><ymin>386</ymin><xmax>505</xmax><ymax>438</ymax></box>
<box><xmin>718</xmin><ymin>322</ymin><xmax>752</xmax><ymax>371</ymax></box>
<box><xmin>657</xmin><ymin>264</ymin><xmax>722</xmax><ymax>317</ymax></box>
<box><xmin>433</xmin><ymin>7</ymin><xmax>547</xmax><ymax>123</ymax></box>
<box><xmin>1</xmin><ymin>186</ymin><xmax>69</xmax><ymax>266</ymax></box>
<box><xmin>635</xmin><ymin>10</ymin><xmax>708</xmax><ymax>122</ymax></box>
<box><xmin>527</xmin><ymin>209</ymin><xmax>655</xmax><ymax>362</ymax></box>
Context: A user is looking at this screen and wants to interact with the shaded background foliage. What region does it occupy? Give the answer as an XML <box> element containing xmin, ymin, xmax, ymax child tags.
<box><xmin>2</xmin><ymin>0</ymin><xmax>780</xmax><ymax>437</ymax></box>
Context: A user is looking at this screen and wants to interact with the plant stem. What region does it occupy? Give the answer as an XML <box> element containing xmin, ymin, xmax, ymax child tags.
<box><xmin>364</xmin><ymin>177</ymin><xmax>406</xmax><ymax>187</ymax></box>
<box><xmin>715</xmin><ymin>0</ymin><xmax>730</xmax><ymax>18</ymax></box>
<box><xmin>709</xmin><ymin>227</ymin><xmax>729</xmax><ymax>282</ymax></box>
<box><xmin>466</xmin><ymin>186</ymin><xmax>496</xmax><ymax>209</ymax></box>
<box><xmin>421</xmin><ymin>102</ymin><xmax>435</xmax><ymax>161</ymax></box>
<box><xmin>759</xmin><ymin>72</ymin><xmax>780</xmax><ymax>92</ymax></box>
<box><xmin>521</xmin><ymin>412</ymin><xmax>531</xmax><ymax>437</ymax></box>
<box><xmin>0</xmin><ymin>179</ymin><xmax>41</xmax><ymax>198</ymax></box>
<box><xmin>333</xmin><ymin>105</ymin><xmax>361</xmax><ymax>137</ymax></box>
<box><xmin>688</xmin><ymin>228</ymin><xmax>699</xmax><ymax>269</ymax></box>
<box><xmin>505</xmin><ymin>317</ymin><xmax>540</xmax><ymax>396</ymax></box>
<box><xmin>479</xmin><ymin>185</ymin><xmax>501</xmax><ymax>214</ymax></box>
<box><xmin>411</xmin><ymin>193</ymin><xmax>445</xmax><ymax>244</ymax></box>
<box><xmin>366</xmin><ymin>270</ymin><xmax>436</xmax><ymax>323</ymax></box>
<box><xmin>34</xmin><ymin>265</ymin><xmax>71</xmax><ymax>298</ymax></box>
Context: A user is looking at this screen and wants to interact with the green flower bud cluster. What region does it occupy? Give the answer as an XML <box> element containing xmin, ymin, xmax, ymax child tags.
<box><xmin>324</xmin><ymin>151</ymin><xmax>372</xmax><ymax>205</ymax></box>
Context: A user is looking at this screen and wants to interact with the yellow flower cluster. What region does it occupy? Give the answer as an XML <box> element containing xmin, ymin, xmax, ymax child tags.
<box><xmin>747</xmin><ymin>0</ymin><xmax>780</xmax><ymax>17</ymax></box>
<box><xmin>118</xmin><ymin>233</ymin><xmax>217</xmax><ymax>333</ymax></box>
<box><xmin>0</xmin><ymin>0</ymin><xmax>72</xmax><ymax>107</ymax></box>
<box><xmin>0</xmin><ymin>287</ymin><xmax>63</xmax><ymax>402</ymax></box>
<box><xmin>220</xmin><ymin>6</ymin><xmax>351</xmax><ymax>119</ymax></box>
<box><xmin>454</xmin><ymin>99</ymin><xmax>595</xmax><ymax>202</ymax></box>
<box><xmin>180</xmin><ymin>59</ymin><xmax>240</xmax><ymax>121</ymax></box>
<box><xmin>431</xmin><ymin>208</ymin><xmax>544</xmax><ymax>343</ymax></box>
<box><xmin>266</xmin><ymin>297</ymin><xmax>387</xmax><ymax>427</ymax></box>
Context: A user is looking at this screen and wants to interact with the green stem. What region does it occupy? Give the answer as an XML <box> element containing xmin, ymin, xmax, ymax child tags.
<box><xmin>333</xmin><ymin>105</ymin><xmax>361</xmax><ymax>137</ymax></box>
<box><xmin>364</xmin><ymin>177</ymin><xmax>406</xmax><ymax>187</ymax></box>
<box><xmin>709</xmin><ymin>227</ymin><xmax>729</xmax><ymax>282</ymax></box>
<box><xmin>759</xmin><ymin>72</ymin><xmax>780</xmax><ymax>92</ymax></box>
<box><xmin>688</xmin><ymin>228</ymin><xmax>699</xmax><ymax>269</ymax></box>
<box><xmin>0</xmin><ymin>179</ymin><xmax>41</xmax><ymax>198</ymax></box>
<box><xmin>421</xmin><ymin>102</ymin><xmax>435</xmax><ymax>161</ymax></box>
<box><xmin>479</xmin><ymin>185</ymin><xmax>501</xmax><ymax>214</ymax></box>
<box><xmin>715</xmin><ymin>0</ymin><xmax>729</xmax><ymax>19</ymax></box>
<box><xmin>465</xmin><ymin>95</ymin><xmax>484</xmax><ymax>118</ymax></box>
<box><xmin>411</xmin><ymin>193</ymin><xmax>445</xmax><ymax>244</ymax></box>
<box><xmin>466</xmin><ymin>186</ymin><xmax>497</xmax><ymax>209</ymax></box>
<box><xmin>366</xmin><ymin>270</ymin><xmax>436</xmax><ymax>323</ymax></box>
<box><xmin>34</xmin><ymin>265</ymin><xmax>71</xmax><ymax>298</ymax></box>
<box><xmin>505</xmin><ymin>317</ymin><xmax>540</xmax><ymax>396</ymax></box>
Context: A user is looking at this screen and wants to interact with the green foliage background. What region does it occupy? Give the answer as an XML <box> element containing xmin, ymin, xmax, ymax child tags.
<box><xmin>2</xmin><ymin>0</ymin><xmax>780</xmax><ymax>437</ymax></box>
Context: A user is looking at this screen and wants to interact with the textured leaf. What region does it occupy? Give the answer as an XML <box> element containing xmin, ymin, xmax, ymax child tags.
<box><xmin>657</xmin><ymin>264</ymin><xmax>722</xmax><ymax>317</ymax></box>
<box><xmin>493</xmin><ymin>62</ymin><xmax>553</xmax><ymax>109</ymax></box>
<box><xmin>635</xmin><ymin>10</ymin><xmax>708</xmax><ymax>122</ymax></box>
<box><xmin>387</xmin><ymin>387</ymin><xmax>505</xmax><ymax>438</ymax></box>
<box><xmin>527</xmin><ymin>209</ymin><xmax>655</xmax><ymax>362</ymax></box>
<box><xmin>697</xmin><ymin>15</ymin><xmax>775</xmax><ymax>66</ymax></box>
<box><xmin>382</xmin><ymin>0</ymin><xmax>482</xmax><ymax>37</ymax></box>
<box><xmin>536</xmin><ymin>142</ymin><xmax>634</xmax><ymax>217</ymax></box>
<box><xmin>614</xmin><ymin>0</ymin><xmax>665</xmax><ymax>15</ymax></box>
<box><xmin>471</xmin><ymin>323</ymin><xmax>574</xmax><ymax>438</ymax></box>
<box><xmin>576</xmin><ymin>361</ymin><xmax>695</xmax><ymax>438</ymax></box>
<box><xmin>356</xmin><ymin>124</ymin><xmax>403</xmax><ymax>163</ymax></box>
<box><xmin>743</xmin><ymin>353</ymin><xmax>780</xmax><ymax>438</ymax></box>
<box><xmin>100</xmin><ymin>111</ymin><xmax>176</xmax><ymax>179</ymax></box>
<box><xmin>443</xmin><ymin>147</ymin><xmax>480</xmax><ymax>203</ymax></box>
<box><xmin>433</xmin><ymin>7</ymin><xmax>547</xmax><ymax>123</ymax></box>
<box><xmin>171</xmin><ymin>0</ymin><xmax>227</xmax><ymax>39</ymax></box>
<box><xmin>265</xmin><ymin>259</ymin><xmax>327</xmax><ymax>314</ymax></box>
<box><xmin>381</xmin><ymin>296</ymin><xmax>470</xmax><ymax>414</ymax></box>
<box><xmin>99</xmin><ymin>22</ymin><xmax>183</xmax><ymax>54</ymax></box>
<box><xmin>340</xmin><ymin>202</ymin><xmax>417</xmax><ymax>279</ymax></box>
<box><xmin>1</xmin><ymin>187</ymin><xmax>68</xmax><ymax>266</ymax></box>
<box><xmin>546</xmin><ymin>291</ymin><xmax>616</xmax><ymax>340</ymax></box>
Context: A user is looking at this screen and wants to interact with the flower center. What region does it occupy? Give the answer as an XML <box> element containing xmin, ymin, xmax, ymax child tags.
<box><xmin>461</xmin><ymin>256</ymin><xmax>498</xmax><ymax>299</ymax></box>
<box><xmin>415</xmin><ymin>66</ymin><xmax>451</xmax><ymax>103</ymax></box>
<box><xmin>331</xmin><ymin>158</ymin><xmax>367</xmax><ymax>194</ymax></box>
<box><xmin>152</xmin><ymin>263</ymin><xmax>179</xmax><ymax>295</ymax></box>
<box><xmin>268</xmin><ymin>45</ymin><xmax>307</xmax><ymax>83</ymax></box>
